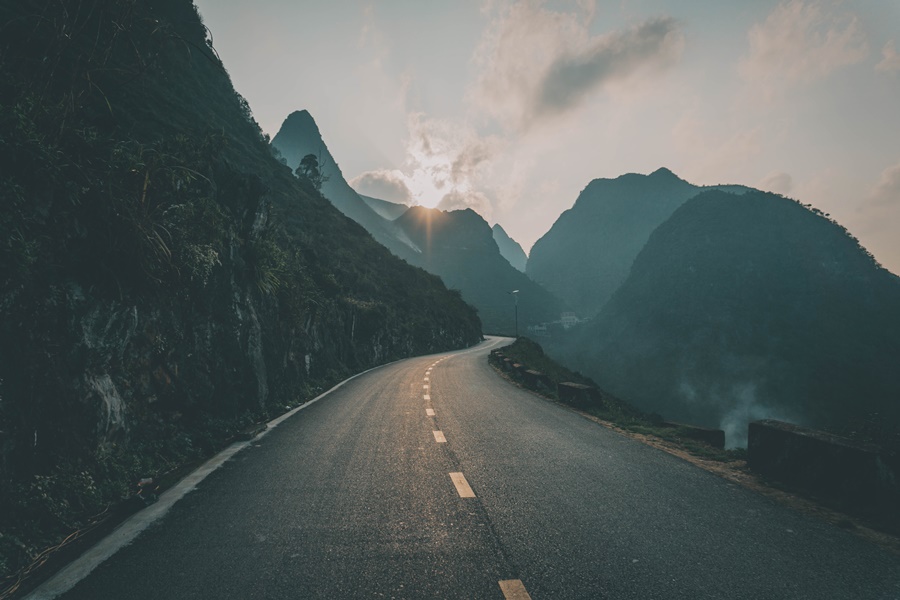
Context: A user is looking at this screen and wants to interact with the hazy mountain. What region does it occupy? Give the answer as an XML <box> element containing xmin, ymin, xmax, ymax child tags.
<box><xmin>0</xmin><ymin>0</ymin><xmax>481</xmax><ymax>572</ymax></box>
<box><xmin>270</xmin><ymin>110</ymin><xmax>560</xmax><ymax>333</ymax></box>
<box><xmin>492</xmin><ymin>224</ymin><xmax>528</xmax><ymax>272</ymax></box>
<box><xmin>395</xmin><ymin>207</ymin><xmax>562</xmax><ymax>333</ymax></box>
<box><xmin>545</xmin><ymin>189</ymin><xmax>900</xmax><ymax>446</ymax></box>
<box><xmin>527</xmin><ymin>168</ymin><xmax>752</xmax><ymax>317</ymax></box>
<box><xmin>270</xmin><ymin>111</ymin><xmax>420</xmax><ymax>262</ymax></box>
<box><xmin>360</xmin><ymin>194</ymin><xmax>411</xmax><ymax>220</ymax></box>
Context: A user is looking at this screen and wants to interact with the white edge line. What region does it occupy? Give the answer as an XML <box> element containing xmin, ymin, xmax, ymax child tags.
<box><xmin>24</xmin><ymin>338</ymin><xmax>508</xmax><ymax>599</ymax></box>
<box><xmin>24</xmin><ymin>354</ymin><xmax>416</xmax><ymax>600</ymax></box>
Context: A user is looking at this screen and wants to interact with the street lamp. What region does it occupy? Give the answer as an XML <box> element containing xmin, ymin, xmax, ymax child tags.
<box><xmin>508</xmin><ymin>290</ymin><xmax>519</xmax><ymax>338</ymax></box>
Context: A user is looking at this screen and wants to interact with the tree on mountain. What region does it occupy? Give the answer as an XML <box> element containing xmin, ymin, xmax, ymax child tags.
<box><xmin>296</xmin><ymin>153</ymin><xmax>329</xmax><ymax>191</ymax></box>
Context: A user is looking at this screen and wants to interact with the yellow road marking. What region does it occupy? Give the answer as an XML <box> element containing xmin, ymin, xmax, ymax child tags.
<box><xmin>499</xmin><ymin>580</ymin><xmax>532</xmax><ymax>600</ymax></box>
<box><xmin>449</xmin><ymin>472</ymin><xmax>475</xmax><ymax>498</ymax></box>
<box><xmin>433</xmin><ymin>430</ymin><xmax>446</xmax><ymax>443</ymax></box>
<box><xmin>426</xmin><ymin>408</ymin><xmax>435</xmax><ymax>416</ymax></box>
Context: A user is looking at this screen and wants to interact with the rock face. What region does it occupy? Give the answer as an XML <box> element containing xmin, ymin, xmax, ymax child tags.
<box><xmin>527</xmin><ymin>168</ymin><xmax>751</xmax><ymax>318</ymax></box>
<box><xmin>0</xmin><ymin>0</ymin><xmax>481</xmax><ymax>499</ymax></box>
<box><xmin>492</xmin><ymin>224</ymin><xmax>528</xmax><ymax>273</ymax></box>
<box><xmin>547</xmin><ymin>189</ymin><xmax>900</xmax><ymax>445</ymax></box>
<box><xmin>394</xmin><ymin>207</ymin><xmax>561</xmax><ymax>333</ymax></box>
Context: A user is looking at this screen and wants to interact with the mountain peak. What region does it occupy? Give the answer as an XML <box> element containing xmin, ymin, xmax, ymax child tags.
<box><xmin>650</xmin><ymin>167</ymin><xmax>679</xmax><ymax>180</ymax></box>
<box><xmin>276</xmin><ymin>109</ymin><xmax>322</xmax><ymax>139</ymax></box>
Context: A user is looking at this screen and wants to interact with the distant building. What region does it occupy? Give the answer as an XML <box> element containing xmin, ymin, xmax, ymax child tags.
<box><xmin>560</xmin><ymin>312</ymin><xmax>579</xmax><ymax>329</ymax></box>
<box><xmin>527</xmin><ymin>324</ymin><xmax>549</xmax><ymax>337</ymax></box>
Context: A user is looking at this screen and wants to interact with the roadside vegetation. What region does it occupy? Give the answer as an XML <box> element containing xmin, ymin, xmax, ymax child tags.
<box><xmin>491</xmin><ymin>338</ymin><xmax>746</xmax><ymax>463</ymax></box>
<box><xmin>0</xmin><ymin>1</ymin><xmax>481</xmax><ymax>593</ymax></box>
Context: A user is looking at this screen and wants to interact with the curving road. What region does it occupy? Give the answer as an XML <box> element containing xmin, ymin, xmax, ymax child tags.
<box><xmin>36</xmin><ymin>337</ymin><xmax>900</xmax><ymax>599</ymax></box>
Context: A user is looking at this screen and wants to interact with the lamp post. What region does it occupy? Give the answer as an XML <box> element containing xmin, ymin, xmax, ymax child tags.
<box><xmin>508</xmin><ymin>290</ymin><xmax>519</xmax><ymax>338</ymax></box>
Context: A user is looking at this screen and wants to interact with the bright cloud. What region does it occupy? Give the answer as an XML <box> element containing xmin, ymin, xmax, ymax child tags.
<box><xmin>759</xmin><ymin>171</ymin><xmax>794</xmax><ymax>195</ymax></box>
<box><xmin>349</xmin><ymin>169</ymin><xmax>413</xmax><ymax>204</ymax></box>
<box><xmin>867</xmin><ymin>162</ymin><xmax>900</xmax><ymax>207</ymax></box>
<box><xmin>876</xmin><ymin>41</ymin><xmax>900</xmax><ymax>74</ymax></box>
<box><xmin>437</xmin><ymin>189</ymin><xmax>494</xmax><ymax>220</ymax></box>
<box><xmin>470</xmin><ymin>1</ymin><xmax>683</xmax><ymax>130</ymax></box>
<box><xmin>348</xmin><ymin>114</ymin><xmax>506</xmax><ymax>212</ymax></box>
<box><xmin>740</xmin><ymin>0</ymin><xmax>868</xmax><ymax>96</ymax></box>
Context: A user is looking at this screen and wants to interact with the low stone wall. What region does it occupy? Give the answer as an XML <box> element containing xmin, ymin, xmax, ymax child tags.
<box><xmin>748</xmin><ymin>419</ymin><xmax>900</xmax><ymax>520</ymax></box>
<box><xmin>522</xmin><ymin>369</ymin><xmax>552</xmax><ymax>392</ymax></box>
<box><xmin>661</xmin><ymin>421</ymin><xmax>725</xmax><ymax>449</ymax></box>
<box><xmin>557</xmin><ymin>382</ymin><xmax>604</xmax><ymax>410</ymax></box>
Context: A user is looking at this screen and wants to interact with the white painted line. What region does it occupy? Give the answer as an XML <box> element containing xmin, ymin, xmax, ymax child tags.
<box><xmin>424</xmin><ymin>377</ymin><xmax>429</xmax><ymax>382</ymax></box>
<box><xmin>423</xmin><ymin>384</ymin><xmax>429</xmax><ymax>390</ymax></box>
<box><xmin>433</xmin><ymin>430</ymin><xmax>447</xmax><ymax>443</ymax></box>
<box><xmin>23</xmin><ymin>358</ymin><xmax>401</xmax><ymax>600</ymax></box>
<box><xmin>499</xmin><ymin>580</ymin><xmax>532</xmax><ymax>600</ymax></box>
<box><xmin>426</xmin><ymin>408</ymin><xmax>435</xmax><ymax>416</ymax></box>
<box><xmin>26</xmin><ymin>337</ymin><xmax>506</xmax><ymax>600</ymax></box>
<box><xmin>424</xmin><ymin>394</ymin><xmax>430</xmax><ymax>401</ymax></box>
<box><xmin>449</xmin><ymin>472</ymin><xmax>475</xmax><ymax>498</ymax></box>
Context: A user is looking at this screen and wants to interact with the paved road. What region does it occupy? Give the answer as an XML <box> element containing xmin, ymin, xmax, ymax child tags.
<box><xmin>45</xmin><ymin>337</ymin><xmax>900</xmax><ymax>599</ymax></box>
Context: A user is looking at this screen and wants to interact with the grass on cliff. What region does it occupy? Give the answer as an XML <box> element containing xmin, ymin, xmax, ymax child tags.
<box><xmin>0</xmin><ymin>0</ymin><xmax>480</xmax><ymax>590</ymax></box>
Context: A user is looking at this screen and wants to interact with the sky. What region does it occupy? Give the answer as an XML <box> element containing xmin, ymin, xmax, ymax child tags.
<box><xmin>194</xmin><ymin>0</ymin><xmax>900</xmax><ymax>274</ymax></box>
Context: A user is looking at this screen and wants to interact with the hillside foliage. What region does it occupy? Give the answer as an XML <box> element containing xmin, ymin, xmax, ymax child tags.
<box><xmin>546</xmin><ymin>189</ymin><xmax>900</xmax><ymax>445</ymax></box>
<box><xmin>0</xmin><ymin>0</ymin><xmax>481</xmax><ymax>581</ymax></box>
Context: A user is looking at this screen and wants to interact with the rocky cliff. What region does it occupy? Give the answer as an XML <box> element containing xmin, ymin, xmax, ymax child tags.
<box><xmin>0</xmin><ymin>0</ymin><xmax>481</xmax><ymax>576</ymax></box>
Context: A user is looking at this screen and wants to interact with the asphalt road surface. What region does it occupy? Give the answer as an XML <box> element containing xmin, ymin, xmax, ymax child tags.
<box><xmin>41</xmin><ymin>337</ymin><xmax>900</xmax><ymax>599</ymax></box>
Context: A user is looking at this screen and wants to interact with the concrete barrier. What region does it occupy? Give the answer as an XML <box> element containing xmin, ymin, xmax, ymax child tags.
<box><xmin>661</xmin><ymin>421</ymin><xmax>725</xmax><ymax>449</ymax></box>
<box><xmin>522</xmin><ymin>369</ymin><xmax>552</xmax><ymax>392</ymax></box>
<box><xmin>557</xmin><ymin>382</ymin><xmax>604</xmax><ymax>410</ymax></box>
<box><xmin>748</xmin><ymin>419</ymin><xmax>900</xmax><ymax>519</ymax></box>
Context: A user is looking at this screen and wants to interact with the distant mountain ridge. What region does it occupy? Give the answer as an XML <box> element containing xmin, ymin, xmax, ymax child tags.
<box><xmin>395</xmin><ymin>207</ymin><xmax>561</xmax><ymax>332</ymax></box>
<box><xmin>527</xmin><ymin>168</ymin><xmax>752</xmax><ymax>317</ymax></box>
<box><xmin>545</xmin><ymin>189</ymin><xmax>900</xmax><ymax>446</ymax></box>
<box><xmin>492</xmin><ymin>224</ymin><xmax>528</xmax><ymax>272</ymax></box>
<box><xmin>271</xmin><ymin>110</ymin><xmax>561</xmax><ymax>333</ymax></box>
<box><xmin>360</xmin><ymin>194</ymin><xmax>410</xmax><ymax>220</ymax></box>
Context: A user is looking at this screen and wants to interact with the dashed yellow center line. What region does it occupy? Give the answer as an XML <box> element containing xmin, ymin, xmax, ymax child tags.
<box><xmin>499</xmin><ymin>580</ymin><xmax>532</xmax><ymax>600</ymax></box>
<box><xmin>426</xmin><ymin>408</ymin><xmax>435</xmax><ymax>416</ymax></box>
<box><xmin>449</xmin><ymin>472</ymin><xmax>475</xmax><ymax>498</ymax></box>
<box><xmin>433</xmin><ymin>430</ymin><xmax>447</xmax><ymax>443</ymax></box>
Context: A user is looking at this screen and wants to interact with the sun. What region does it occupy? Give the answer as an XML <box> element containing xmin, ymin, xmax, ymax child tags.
<box><xmin>406</xmin><ymin>167</ymin><xmax>446</xmax><ymax>208</ymax></box>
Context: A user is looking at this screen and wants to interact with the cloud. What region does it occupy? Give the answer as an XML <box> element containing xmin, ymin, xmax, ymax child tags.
<box><xmin>349</xmin><ymin>169</ymin><xmax>413</xmax><ymax>204</ymax></box>
<box><xmin>740</xmin><ymin>0</ymin><xmax>868</xmax><ymax>97</ymax></box>
<box><xmin>867</xmin><ymin>161</ymin><xmax>900</xmax><ymax>207</ymax></box>
<box><xmin>436</xmin><ymin>189</ymin><xmax>494</xmax><ymax>220</ymax></box>
<box><xmin>672</xmin><ymin>117</ymin><xmax>763</xmax><ymax>182</ymax></box>
<box><xmin>759</xmin><ymin>171</ymin><xmax>794</xmax><ymax>195</ymax></box>
<box><xmin>876</xmin><ymin>41</ymin><xmax>900</xmax><ymax>74</ymax></box>
<box><xmin>347</xmin><ymin>114</ymin><xmax>504</xmax><ymax>215</ymax></box>
<box><xmin>470</xmin><ymin>2</ymin><xmax>683</xmax><ymax>130</ymax></box>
